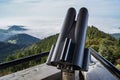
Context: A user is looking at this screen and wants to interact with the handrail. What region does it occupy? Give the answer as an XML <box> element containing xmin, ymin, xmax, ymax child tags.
<box><xmin>0</xmin><ymin>52</ymin><xmax>49</xmax><ymax>70</ymax></box>
<box><xmin>90</xmin><ymin>48</ymin><xmax>120</xmax><ymax>79</ymax></box>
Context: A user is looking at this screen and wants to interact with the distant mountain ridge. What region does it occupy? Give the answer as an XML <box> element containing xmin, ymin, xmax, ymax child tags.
<box><xmin>0</xmin><ymin>25</ymin><xmax>42</xmax><ymax>62</ymax></box>
<box><xmin>0</xmin><ymin>33</ymin><xmax>40</xmax><ymax>62</ymax></box>
<box><xmin>8</xmin><ymin>25</ymin><xmax>27</xmax><ymax>31</ymax></box>
<box><xmin>0</xmin><ymin>25</ymin><xmax>40</xmax><ymax>62</ymax></box>
<box><xmin>111</xmin><ymin>33</ymin><xmax>120</xmax><ymax>39</ymax></box>
<box><xmin>0</xmin><ymin>32</ymin><xmax>13</xmax><ymax>41</ymax></box>
<box><xmin>5</xmin><ymin>33</ymin><xmax>40</xmax><ymax>46</ymax></box>
<box><xmin>0</xmin><ymin>25</ymin><xmax>28</xmax><ymax>41</ymax></box>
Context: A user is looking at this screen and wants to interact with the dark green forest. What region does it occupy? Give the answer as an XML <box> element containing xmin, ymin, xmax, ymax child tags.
<box><xmin>0</xmin><ymin>42</ymin><xmax>23</xmax><ymax>62</ymax></box>
<box><xmin>0</xmin><ymin>26</ymin><xmax>120</xmax><ymax>76</ymax></box>
<box><xmin>0</xmin><ymin>33</ymin><xmax>40</xmax><ymax>62</ymax></box>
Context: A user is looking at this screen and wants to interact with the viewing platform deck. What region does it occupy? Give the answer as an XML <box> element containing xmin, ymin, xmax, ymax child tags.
<box><xmin>0</xmin><ymin>56</ymin><xmax>117</xmax><ymax>80</ymax></box>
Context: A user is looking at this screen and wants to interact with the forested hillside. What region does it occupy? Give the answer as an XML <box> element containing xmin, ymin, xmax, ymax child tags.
<box><xmin>0</xmin><ymin>33</ymin><xmax>40</xmax><ymax>62</ymax></box>
<box><xmin>0</xmin><ymin>42</ymin><xmax>23</xmax><ymax>62</ymax></box>
<box><xmin>86</xmin><ymin>26</ymin><xmax>120</xmax><ymax>64</ymax></box>
<box><xmin>0</xmin><ymin>26</ymin><xmax>120</xmax><ymax>76</ymax></box>
<box><xmin>6</xmin><ymin>34</ymin><xmax>58</xmax><ymax>61</ymax></box>
<box><xmin>5</xmin><ymin>33</ymin><xmax>40</xmax><ymax>46</ymax></box>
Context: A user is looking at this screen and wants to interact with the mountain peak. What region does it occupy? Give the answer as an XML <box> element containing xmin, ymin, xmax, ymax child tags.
<box><xmin>8</xmin><ymin>25</ymin><xmax>27</xmax><ymax>31</ymax></box>
<box><xmin>111</xmin><ymin>33</ymin><xmax>120</xmax><ymax>39</ymax></box>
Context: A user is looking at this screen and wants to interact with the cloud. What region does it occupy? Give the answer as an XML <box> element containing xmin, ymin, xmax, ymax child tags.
<box><xmin>89</xmin><ymin>17</ymin><xmax>120</xmax><ymax>33</ymax></box>
<box><xmin>118</xmin><ymin>27</ymin><xmax>120</xmax><ymax>29</ymax></box>
<box><xmin>0</xmin><ymin>0</ymin><xmax>10</xmax><ymax>4</ymax></box>
<box><xmin>1</xmin><ymin>0</ymin><xmax>41</xmax><ymax>4</ymax></box>
<box><xmin>0</xmin><ymin>0</ymin><xmax>120</xmax><ymax>38</ymax></box>
<box><xmin>0</xmin><ymin>16</ymin><xmax>63</xmax><ymax>38</ymax></box>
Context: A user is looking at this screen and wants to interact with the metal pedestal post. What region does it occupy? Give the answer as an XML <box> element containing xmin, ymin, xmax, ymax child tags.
<box><xmin>62</xmin><ymin>71</ymin><xmax>75</xmax><ymax>80</ymax></box>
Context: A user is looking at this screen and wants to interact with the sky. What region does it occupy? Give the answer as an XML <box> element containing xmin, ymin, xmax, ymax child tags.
<box><xmin>0</xmin><ymin>0</ymin><xmax>120</xmax><ymax>38</ymax></box>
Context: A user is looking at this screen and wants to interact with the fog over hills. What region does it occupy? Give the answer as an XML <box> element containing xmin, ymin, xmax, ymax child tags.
<box><xmin>0</xmin><ymin>25</ymin><xmax>28</xmax><ymax>41</ymax></box>
<box><xmin>0</xmin><ymin>25</ymin><xmax>60</xmax><ymax>40</ymax></box>
<box><xmin>111</xmin><ymin>33</ymin><xmax>120</xmax><ymax>39</ymax></box>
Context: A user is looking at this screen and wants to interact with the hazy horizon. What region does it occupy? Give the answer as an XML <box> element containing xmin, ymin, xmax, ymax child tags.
<box><xmin>0</xmin><ymin>0</ymin><xmax>120</xmax><ymax>38</ymax></box>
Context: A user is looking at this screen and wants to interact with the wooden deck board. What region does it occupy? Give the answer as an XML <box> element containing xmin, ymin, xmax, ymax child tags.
<box><xmin>0</xmin><ymin>64</ymin><xmax>60</xmax><ymax>80</ymax></box>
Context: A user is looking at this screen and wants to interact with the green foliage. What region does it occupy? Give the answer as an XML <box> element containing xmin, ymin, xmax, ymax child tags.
<box><xmin>116</xmin><ymin>64</ymin><xmax>120</xmax><ymax>70</ymax></box>
<box><xmin>86</xmin><ymin>26</ymin><xmax>120</xmax><ymax>64</ymax></box>
<box><xmin>6</xmin><ymin>34</ymin><xmax>58</xmax><ymax>61</ymax></box>
<box><xmin>0</xmin><ymin>42</ymin><xmax>23</xmax><ymax>62</ymax></box>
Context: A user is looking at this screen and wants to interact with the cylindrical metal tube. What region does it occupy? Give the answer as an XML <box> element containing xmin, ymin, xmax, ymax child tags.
<box><xmin>73</xmin><ymin>7</ymin><xmax>89</xmax><ymax>69</ymax></box>
<box><xmin>46</xmin><ymin>45</ymin><xmax>55</xmax><ymax>65</ymax></box>
<box><xmin>51</xmin><ymin>8</ymin><xmax>76</xmax><ymax>62</ymax></box>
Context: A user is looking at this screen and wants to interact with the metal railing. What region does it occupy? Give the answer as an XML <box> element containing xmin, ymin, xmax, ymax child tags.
<box><xmin>0</xmin><ymin>52</ymin><xmax>49</xmax><ymax>70</ymax></box>
<box><xmin>90</xmin><ymin>48</ymin><xmax>120</xmax><ymax>79</ymax></box>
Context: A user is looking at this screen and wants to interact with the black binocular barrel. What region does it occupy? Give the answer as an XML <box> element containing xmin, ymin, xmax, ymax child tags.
<box><xmin>73</xmin><ymin>7</ymin><xmax>89</xmax><ymax>68</ymax></box>
<box><xmin>51</xmin><ymin>8</ymin><xmax>76</xmax><ymax>62</ymax></box>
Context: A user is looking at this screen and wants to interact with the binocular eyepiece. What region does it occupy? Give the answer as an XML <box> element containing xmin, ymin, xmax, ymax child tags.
<box><xmin>46</xmin><ymin>7</ymin><xmax>89</xmax><ymax>71</ymax></box>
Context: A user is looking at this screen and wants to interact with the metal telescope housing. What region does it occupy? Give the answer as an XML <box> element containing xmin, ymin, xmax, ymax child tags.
<box><xmin>46</xmin><ymin>7</ymin><xmax>89</xmax><ymax>71</ymax></box>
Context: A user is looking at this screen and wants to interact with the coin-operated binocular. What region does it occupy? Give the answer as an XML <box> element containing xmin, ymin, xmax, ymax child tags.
<box><xmin>46</xmin><ymin>7</ymin><xmax>90</xmax><ymax>80</ymax></box>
